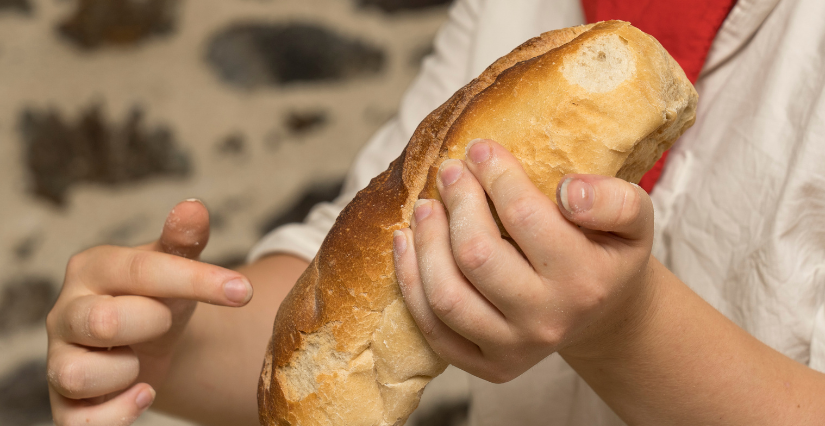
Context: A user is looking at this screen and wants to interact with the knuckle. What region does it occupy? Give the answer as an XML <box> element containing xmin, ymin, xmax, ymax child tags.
<box><xmin>417</xmin><ymin>321</ymin><xmax>449</xmax><ymax>358</ymax></box>
<box><xmin>615</xmin><ymin>187</ymin><xmax>643</xmax><ymax>226</ymax></box>
<box><xmin>454</xmin><ymin>233</ymin><xmax>494</xmax><ymax>274</ymax></box>
<box><xmin>51</xmin><ymin>410</ymin><xmax>71</xmax><ymax>426</ymax></box>
<box><xmin>46</xmin><ymin>308</ymin><xmax>59</xmax><ymax>334</ymax></box>
<box><xmin>516</xmin><ymin>304</ymin><xmax>559</xmax><ymax>346</ymax></box>
<box><xmin>65</xmin><ymin>251</ymin><xmax>89</xmax><ymax>278</ymax></box>
<box><xmin>500</xmin><ymin>194</ymin><xmax>541</xmax><ymax>230</ymax></box>
<box><xmin>127</xmin><ymin>251</ymin><xmax>150</xmax><ymax>289</ymax></box>
<box><xmin>528</xmin><ymin>323</ymin><xmax>563</xmax><ymax>348</ymax></box>
<box><xmin>428</xmin><ymin>285</ymin><xmax>465</xmax><ymax>321</ymax></box>
<box><xmin>50</xmin><ymin>359</ymin><xmax>86</xmax><ymax>397</ymax></box>
<box><xmin>63</xmin><ymin>414</ymin><xmax>110</xmax><ymax>426</ymax></box>
<box><xmin>482</xmin><ymin>364</ymin><xmax>518</xmax><ymax>384</ymax></box>
<box><xmin>418</xmin><ymin>317</ymin><xmax>439</xmax><ymax>338</ymax></box>
<box><xmin>579</xmin><ymin>283</ymin><xmax>610</xmax><ymax>311</ymax></box>
<box><xmin>87</xmin><ymin>301</ymin><xmax>119</xmax><ymax>342</ymax></box>
<box><xmin>498</xmin><ymin>368</ymin><xmax>520</xmax><ymax>383</ymax></box>
<box><xmin>58</xmin><ymin>414</ymin><xmax>81</xmax><ymax>426</ymax></box>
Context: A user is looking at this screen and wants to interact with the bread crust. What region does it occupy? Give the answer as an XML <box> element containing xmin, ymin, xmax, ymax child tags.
<box><xmin>259</xmin><ymin>21</ymin><xmax>697</xmax><ymax>426</ymax></box>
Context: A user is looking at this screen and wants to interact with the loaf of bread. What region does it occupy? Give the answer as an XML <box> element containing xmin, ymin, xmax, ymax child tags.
<box><xmin>259</xmin><ymin>21</ymin><xmax>697</xmax><ymax>426</ymax></box>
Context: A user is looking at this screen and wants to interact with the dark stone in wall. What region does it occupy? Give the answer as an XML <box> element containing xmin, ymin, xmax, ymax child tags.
<box><xmin>209</xmin><ymin>193</ymin><xmax>253</xmax><ymax>231</ymax></box>
<box><xmin>206</xmin><ymin>23</ymin><xmax>385</xmax><ymax>88</ymax></box>
<box><xmin>0</xmin><ymin>0</ymin><xmax>31</xmax><ymax>14</ymax></box>
<box><xmin>0</xmin><ymin>360</ymin><xmax>51</xmax><ymax>426</ymax></box>
<box><xmin>0</xmin><ymin>277</ymin><xmax>56</xmax><ymax>335</ymax></box>
<box><xmin>58</xmin><ymin>0</ymin><xmax>178</xmax><ymax>49</ymax></box>
<box><xmin>357</xmin><ymin>0</ymin><xmax>452</xmax><ymax>13</ymax></box>
<box><xmin>99</xmin><ymin>215</ymin><xmax>150</xmax><ymax>246</ymax></box>
<box><xmin>217</xmin><ymin>132</ymin><xmax>246</xmax><ymax>156</ymax></box>
<box><xmin>19</xmin><ymin>104</ymin><xmax>190</xmax><ymax>205</ymax></box>
<box><xmin>13</xmin><ymin>234</ymin><xmax>41</xmax><ymax>261</ymax></box>
<box><xmin>259</xmin><ymin>180</ymin><xmax>344</xmax><ymax>237</ymax></box>
<box><xmin>286</xmin><ymin>110</ymin><xmax>327</xmax><ymax>135</ymax></box>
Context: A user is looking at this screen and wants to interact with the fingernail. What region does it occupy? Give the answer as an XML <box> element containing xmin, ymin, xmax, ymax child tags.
<box><xmin>560</xmin><ymin>178</ymin><xmax>594</xmax><ymax>213</ymax></box>
<box><xmin>392</xmin><ymin>230</ymin><xmax>407</xmax><ymax>256</ymax></box>
<box><xmin>183</xmin><ymin>198</ymin><xmax>206</xmax><ymax>208</ymax></box>
<box><xmin>465</xmin><ymin>139</ymin><xmax>491</xmax><ymax>163</ymax></box>
<box><xmin>223</xmin><ymin>278</ymin><xmax>252</xmax><ymax>304</ymax></box>
<box><xmin>413</xmin><ymin>199</ymin><xmax>432</xmax><ymax>223</ymax></box>
<box><xmin>438</xmin><ymin>159</ymin><xmax>463</xmax><ymax>187</ymax></box>
<box><xmin>135</xmin><ymin>387</ymin><xmax>156</xmax><ymax>411</ymax></box>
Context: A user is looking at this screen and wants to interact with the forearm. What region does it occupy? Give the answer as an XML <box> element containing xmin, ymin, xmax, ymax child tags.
<box><xmin>153</xmin><ymin>254</ymin><xmax>309</xmax><ymax>426</ymax></box>
<box><xmin>563</xmin><ymin>257</ymin><xmax>825</xmax><ymax>425</ymax></box>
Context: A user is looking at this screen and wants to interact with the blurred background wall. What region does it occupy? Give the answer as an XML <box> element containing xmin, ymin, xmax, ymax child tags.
<box><xmin>0</xmin><ymin>0</ymin><xmax>471</xmax><ymax>424</ymax></box>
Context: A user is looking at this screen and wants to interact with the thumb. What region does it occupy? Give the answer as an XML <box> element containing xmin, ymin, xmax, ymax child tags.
<box><xmin>131</xmin><ymin>200</ymin><xmax>218</xmax><ymax>359</ymax></box>
<box><xmin>555</xmin><ymin>174</ymin><xmax>653</xmax><ymax>243</ymax></box>
<box><xmin>141</xmin><ymin>199</ymin><xmax>210</xmax><ymax>259</ymax></box>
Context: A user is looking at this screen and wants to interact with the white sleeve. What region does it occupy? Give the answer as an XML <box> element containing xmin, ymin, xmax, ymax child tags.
<box><xmin>811</xmin><ymin>305</ymin><xmax>825</xmax><ymax>373</ymax></box>
<box><xmin>247</xmin><ymin>0</ymin><xmax>483</xmax><ymax>263</ymax></box>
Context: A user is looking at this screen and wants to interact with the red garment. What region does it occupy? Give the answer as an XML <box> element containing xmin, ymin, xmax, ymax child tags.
<box><xmin>581</xmin><ymin>0</ymin><xmax>736</xmax><ymax>192</ymax></box>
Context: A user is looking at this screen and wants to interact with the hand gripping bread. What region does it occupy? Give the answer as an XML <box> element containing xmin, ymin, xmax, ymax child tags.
<box><xmin>259</xmin><ymin>21</ymin><xmax>697</xmax><ymax>426</ymax></box>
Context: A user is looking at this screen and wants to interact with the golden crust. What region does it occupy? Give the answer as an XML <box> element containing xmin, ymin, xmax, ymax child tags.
<box><xmin>259</xmin><ymin>21</ymin><xmax>697</xmax><ymax>426</ymax></box>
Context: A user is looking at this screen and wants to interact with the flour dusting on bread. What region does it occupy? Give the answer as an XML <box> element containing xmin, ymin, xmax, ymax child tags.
<box><xmin>562</xmin><ymin>33</ymin><xmax>635</xmax><ymax>93</ymax></box>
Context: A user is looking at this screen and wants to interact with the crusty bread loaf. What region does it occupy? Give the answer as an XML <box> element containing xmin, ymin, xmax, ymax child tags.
<box><xmin>258</xmin><ymin>21</ymin><xmax>697</xmax><ymax>426</ymax></box>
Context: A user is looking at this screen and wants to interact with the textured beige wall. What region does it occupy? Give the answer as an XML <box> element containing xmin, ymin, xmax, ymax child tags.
<box><xmin>0</xmin><ymin>1</ymin><xmax>469</xmax><ymax>425</ymax></box>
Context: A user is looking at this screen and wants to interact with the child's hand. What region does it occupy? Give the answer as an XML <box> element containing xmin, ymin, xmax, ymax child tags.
<box><xmin>46</xmin><ymin>200</ymin><xmax>253</xmax><ymax>426</ymax></box>
<box><xmin>393</xmin><ymin>139</ymin><xmax>655</xmax><ymax>383</ymax></box>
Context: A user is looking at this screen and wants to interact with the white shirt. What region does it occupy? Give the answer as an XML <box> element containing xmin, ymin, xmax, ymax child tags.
<box><xmin>249</xmin><ymin>0</ymin><xmax>825</xmax><ymax>424</ymax></box>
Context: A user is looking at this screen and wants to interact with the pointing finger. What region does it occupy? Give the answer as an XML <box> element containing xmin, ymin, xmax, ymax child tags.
<box><xmin>70</xmin><ymin>245</ymin><xmax>252</xmax><ymax>306</ymax></box>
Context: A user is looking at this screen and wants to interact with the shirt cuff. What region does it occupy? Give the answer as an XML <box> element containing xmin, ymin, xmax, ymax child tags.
<box><xmin>246</xmin><ymin>201</ymin><xmax>343</xmax><ymax>264</ymax></box>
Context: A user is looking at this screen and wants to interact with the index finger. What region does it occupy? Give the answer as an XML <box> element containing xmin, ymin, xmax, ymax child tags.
<box><xmin>70</xmin><ymin>245</ymin><xmax>252</xmax><ymax>306</ymax></box>
<box><xmin>462</xmin><ymin>139</ymin><xmax>586</xmax><ymax>271</ymax></box>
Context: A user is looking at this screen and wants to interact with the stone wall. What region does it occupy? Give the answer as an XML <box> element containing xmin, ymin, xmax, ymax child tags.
<box><xmin>0</xmin><ymin>1</ymin><xmax>469</xmax><ymax>425</ymax></box>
